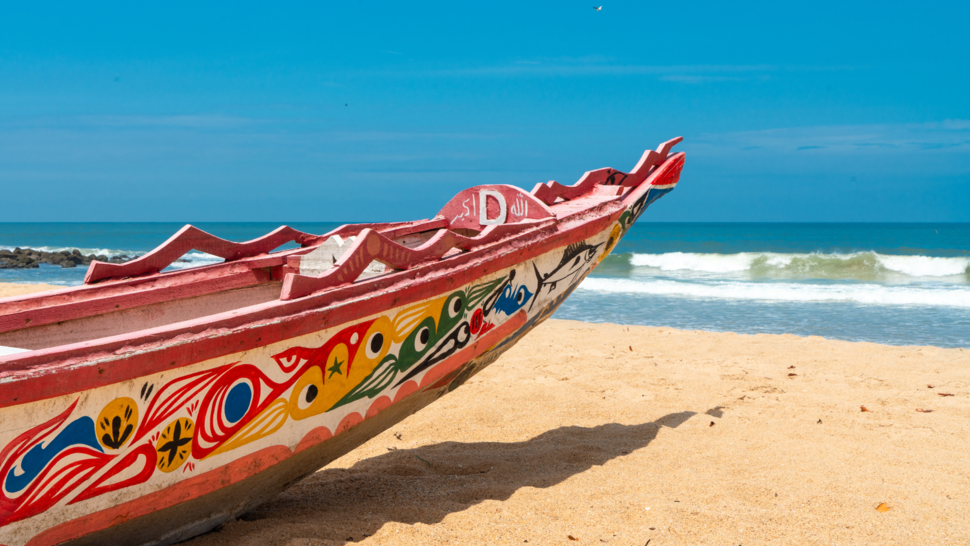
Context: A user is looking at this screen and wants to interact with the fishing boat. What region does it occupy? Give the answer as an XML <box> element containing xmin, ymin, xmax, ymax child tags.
<box><xmin>0</xmin><ymin>138</ymin><xmax>684</xmax><ymax>546</ymax></box>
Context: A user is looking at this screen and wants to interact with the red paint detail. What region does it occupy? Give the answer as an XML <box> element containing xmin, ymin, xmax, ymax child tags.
<box><xmin>0</xmin><ymin>400</ymin><xmax>81</xmax><ymax>525</ymax></box>
<box><xmin>335</xmin><ymin>412</ymin><xmax>363</xmax><ymax>436</ymax></box>
<box><xmin>133</xmin><ymin>366</ymin><xmax>228</xmax><ymax>443</ymax></box>
<box><xmin>364</xmin><ymin>396</ymin><xmax>392</xmax><ymax>419</ymax></box>
<box><xmin>469</xmin><ymin>309</ymin><xmax>484</xmax><ymax>334</ymax></box>
<box><xmin>392</xmin><ymin>381</ymin><xmax>419</xmax><ymax>404</ymax></box>
<box><xmin>25</xmin><ymin>445</ymin><xmax>293</xmax><ymax>546</ymax></box>
<box><xmin>649</xmin><ymin>152</ymin><xmax>686</xmax><ymax>186</ymax></box>
<box><xmin>294</xmin><ymin>426</ymin><xmax>333</xmax><ymax>454</ymax></box>
<box><xmin>418</xmin><ymin>311</ymin><xmax>527</xmax><ymax>391</ymax></box>
<box><xmin>190</xmin><ymin>320</ymin><xmax>371</xmax><ymax>460</ymax></box>
<box><xmin>478</xmin><ymin>321</ymin><xmax>495</xmax><ymax>336</ymax></box>
<box><xmin>531</xmin><ymin>137</ymin><xmax>682</xmax><ymax>205</ymax></box>
<box><xmin>70</xmin><ymin>443</ymin><xmax>157</xmax><ymax>505</ymax></box>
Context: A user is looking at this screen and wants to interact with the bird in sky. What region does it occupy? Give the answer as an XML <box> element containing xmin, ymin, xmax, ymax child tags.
<box><xmin>593</xmin><ymin>6</ymin><xmax>602</xmax><ymax>10</ymax></box>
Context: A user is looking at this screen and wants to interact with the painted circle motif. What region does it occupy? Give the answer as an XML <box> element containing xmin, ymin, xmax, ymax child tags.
<box><xmin>224</xmin><ymin>382</ymin><xmax>253</xmax><ymax>424</ymax></box>
<box><xmin>447</xmin><ymin>294</ymin><xmax>463</xmax><ymax>318</ymax></box>
<box><xmin>155</xmin><ymin>418</ymin><xmax>194</xmax><ymax>473</ymax></box>
<box><xmin>289</xmin><ymin>366</ymin><xmax>325</xmax><ymax>419</ymax></box>
<box><xmin>414</xmin><ymin>326</ymin><xmax>431</xmax><ymax>352</ymax></box>
<box><xmin>366</xmin><ymin>332</ymin><xmax>385</xmax><ymax>359</ymax></box>
<box><xmin>97</xmin><ymin>397</ymin><xmax>139</xmax><ymax>450</ymax></box>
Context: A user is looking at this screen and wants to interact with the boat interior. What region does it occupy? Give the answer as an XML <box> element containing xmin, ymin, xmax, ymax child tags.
<box><xmin>0</xmin><ymin>138</ymin><xmax>682</xmax><ymax>358</ymax></box>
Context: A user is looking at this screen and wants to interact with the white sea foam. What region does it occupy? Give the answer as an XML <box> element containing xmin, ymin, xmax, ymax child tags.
<box><xmin>628</xmin><ymin>252</ymin><xmax>970</xmax><ymax>279</ymax></box>
<box><xmin>578</xmin><ymin>277</ymin><xmax>970</xmax><ymax>308</ymax></box>
<box><xmin>166</xmin><ymin>252</ymin><xmax>224</xmax><ymax>269</ymax></box>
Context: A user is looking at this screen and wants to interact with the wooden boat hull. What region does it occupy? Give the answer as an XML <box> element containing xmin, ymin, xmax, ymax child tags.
<box><xmin>0</xmin><ymin>142</ymin><xmax>684</xmax><ymax>546</ymax></box>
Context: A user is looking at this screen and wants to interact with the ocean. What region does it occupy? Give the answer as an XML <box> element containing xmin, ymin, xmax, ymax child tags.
<box><xmin>2</xmin><ymin>222</ymin><xmax>968</xmax><ymax>348</ymax></box>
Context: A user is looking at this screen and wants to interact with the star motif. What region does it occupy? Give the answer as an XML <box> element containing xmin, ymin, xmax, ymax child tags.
<box><xmin>328</xmin><ymin>356</ymin><xmax>344</xmax><ymax>378</ymax></box>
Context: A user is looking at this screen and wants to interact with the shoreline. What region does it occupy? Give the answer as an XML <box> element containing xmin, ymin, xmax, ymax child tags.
<box><xmin>0</xmin><ymin>281</ymin><xmax>963</xmax><ymax>350</ymax></box>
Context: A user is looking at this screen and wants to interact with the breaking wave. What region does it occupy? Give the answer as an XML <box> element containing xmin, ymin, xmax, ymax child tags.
<box><xmin>578</xmin><ymin>277</ymin><xmax>970</xmax><ymax>308</ymax></box>
<box><xmin>626</xmin><ymin>252</ymin><xmax>970</xmax><ymax>280</ymax></box>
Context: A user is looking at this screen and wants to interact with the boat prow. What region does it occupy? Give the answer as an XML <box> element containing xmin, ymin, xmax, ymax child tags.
<box><xmin>0</xmin><ymin>138</ymin><xmax>684</xmax><ymax>546</ymax></box>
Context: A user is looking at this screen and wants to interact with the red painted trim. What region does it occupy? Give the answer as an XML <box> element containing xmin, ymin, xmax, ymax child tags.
<box><xmin>280</xmin><ymin>220</ymin><xmax>553</xmax><ymax>300</ymax></box>
<box><xmin>0</xmin><ymin>219</ymin><xmax>454</xmax><ymax>334</ymax></box>
<box><xmin>0</xmin><ymin>268</ymin><xmax>275</xmax><ymax>335</ymax></box>
<box><xmin>531</xmin><ymin>137</ymin><xmax>681</xmax><ymax>205</ymax></box>
<box><xmin>0</xmin><ymin>214</ymin><xmax>602</xmax><ymax>405</ymax></box>
<box><xmin>0</xmin><ymin>149</ymin><xmax>684</xmax><ymax>409</ymax></box>
<box><xmin>84</xmin><ymin>225</ymin><xmax>321</xmax><ymax>284</ymax></box>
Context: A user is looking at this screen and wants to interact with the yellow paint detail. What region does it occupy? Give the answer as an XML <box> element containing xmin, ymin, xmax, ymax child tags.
<box><xmin>96</xmin><ymin>397</ymin><xmax>139</xmax><ymax>450</ymax></box>
<box><xmin>207</xmin><ymin>399</ymin><xmax>289</xmax><ymax>458</ymax></box>
<box><xmin>348</xmin><ymin>316</ymin><xmax>394</xmax><ymax>381</ymax></box>
<box><xmin>155</xmin><ymin>418</ymin><xmax>194</xmax><ymax>473</ymax></box>
<box><xmin>391</xmin><ymin>295</ymin><xmax>446</xmax><ymax>336</ymax></box>
<box><xmin>287</xmin><ymin>343</ymin><xmax>357</xmax><ymax>421</ymax></box>
<box><xmin>289</xmin><ymin>364</ymin><xmax>325</xmax><ymax>420</ymax></box>
<box><xmin>598</xmin><ymin>224</ymin><xmax>622</xmax><ymax>265</ymax></box>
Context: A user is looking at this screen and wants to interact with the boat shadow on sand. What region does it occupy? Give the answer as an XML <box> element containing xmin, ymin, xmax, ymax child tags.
<box><xmin>186</xmin><ymin>410</ymin><xmax>702</xmax><ymax>545</ymax></box>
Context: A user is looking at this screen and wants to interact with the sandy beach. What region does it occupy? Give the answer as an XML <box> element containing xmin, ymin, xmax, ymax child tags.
<box><xmin>0</xmin><ymin>283</ymin><xmax>60</xmax><ymax>299</ymax></box>
<box><xmin>3</xmin><ymin>283</ymin><xmax>968</xmax><ymax>545</ymax></box>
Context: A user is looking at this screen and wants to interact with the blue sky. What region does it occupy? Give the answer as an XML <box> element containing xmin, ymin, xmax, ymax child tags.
<box><xmin>1</xmin><ymin>1</ymin><xmax>968</xmax><ymax>222</ymax></box>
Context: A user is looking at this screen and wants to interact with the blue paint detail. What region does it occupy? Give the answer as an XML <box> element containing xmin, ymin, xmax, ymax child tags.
<box><xmin>493</xmin><ymin>284</ymin><xmax>533</xmax><ymax>316</ymax></box>
<box><xmin>644</xmin><ymin>188</ymin><xmax>671</xmax><ymax>209</ymax></box>
<box><xmin>4</xmin><ymin>416</ymin><xmax>102</xmax><ymax>494</ymax></box>
<box><xmin>225</xmin><ymin>382</ymin><xmax>252</xmax><ymax>423</ymax></box>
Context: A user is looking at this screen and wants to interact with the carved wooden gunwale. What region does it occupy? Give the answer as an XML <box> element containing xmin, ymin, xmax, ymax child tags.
<box><xmin>0</xmin><ymin>150</ymin><xmax>684</xmax><ymax>410</ymax></box>
<box><xmin>0</xmin><ymin>140</ymin><xmax>684</xmax><ymax>546</ymax></box>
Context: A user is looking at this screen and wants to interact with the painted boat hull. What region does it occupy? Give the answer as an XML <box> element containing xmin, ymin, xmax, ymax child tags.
<box><xmin>0</xmin><ymin>142</ymin><xmax>685</xmax><ymax>546</ymax></box>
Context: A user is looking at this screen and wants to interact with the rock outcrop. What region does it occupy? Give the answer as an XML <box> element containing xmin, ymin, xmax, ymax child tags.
<box><xmin>0</xmin><ymin>248</ymin><xmax>136</xmax><ymax>269</ymax></box>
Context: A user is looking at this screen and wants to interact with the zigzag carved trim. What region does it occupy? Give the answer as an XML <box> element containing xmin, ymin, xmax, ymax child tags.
<box><xmin>531</xmin><ymin>136</ymin><xmax>683</xmax><ymax>205</ymax></box>
<box><xmin>280</xmin><ymin>220</ymin><xmax>554</xmax><ymax>300</ymax></box>
<box><xmin>83</xmin><ymin>225</ymin><xmax>322</xmax><ymax>284</ymax></box>
<box><xmin>82</xmin><ymin>219</ymin><xmax>445</xmax><ymax>284</ymax></box>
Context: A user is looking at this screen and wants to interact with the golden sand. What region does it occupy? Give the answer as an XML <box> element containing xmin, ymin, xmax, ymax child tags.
<box><xmin>0</xmin><ymin>282</ymin><xmax>60</xmax><ymax>299</ymax></box>
<box><xmin>3</xmin><ymin>283</ymin><xmax>968</xmax><ymax>544</ymax></box>
<box><xmin>191</xmin><ymin>320</ymin><xmax>970</xmax><ymax>545</ymax></box>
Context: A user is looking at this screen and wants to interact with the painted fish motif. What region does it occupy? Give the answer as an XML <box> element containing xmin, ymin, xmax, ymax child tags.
<box><xmin>530</xmin><ymin>241</ymin><xmax>602</xmax><ymax>307</ymax></box>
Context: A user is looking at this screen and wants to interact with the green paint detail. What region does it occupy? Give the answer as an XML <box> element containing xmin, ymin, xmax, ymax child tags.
<box><xmin>327</xmin><ymin>356</ymin><xmax>344</xmax><ymax>379</ymax></box>
<box><xmin>328</xmin><ymin>285</ymin><xmax>491</xmax><ymax>411</ymax></box>
<box><xmin>618</xmin><ymin>210</ymin><xmax>632</xmax><ymax>229</ymax></box>
<box><xmin>465</xmin><ymin>277</ymin><xmax>504</xmax><ymax>309</ymax></box>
